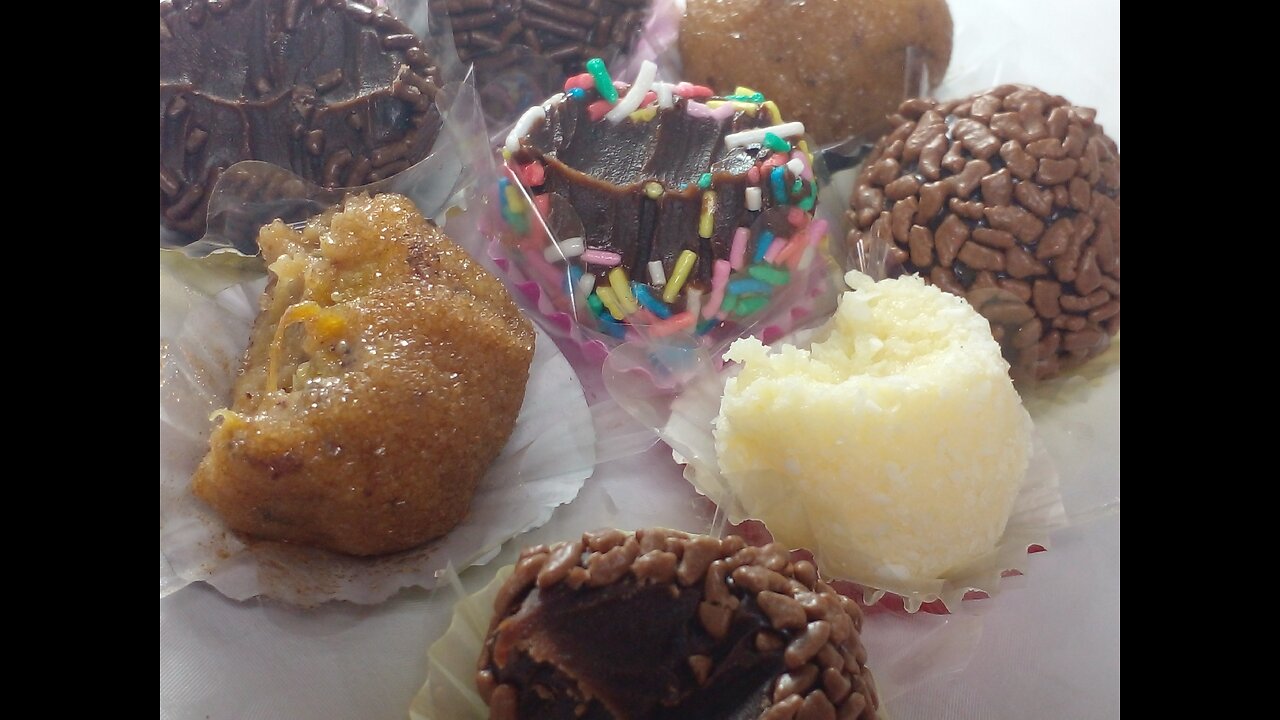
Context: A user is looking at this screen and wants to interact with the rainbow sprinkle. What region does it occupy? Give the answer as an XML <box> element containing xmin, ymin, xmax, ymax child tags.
<box><xmin>771</xmin><ymin>166</ymin><xmax>788</xmax><ymax>204</ymax></box>
<box><xmin>698</xmin><ymin>191</ymin><xmax>716</xmax><ymax>239</ymax></box>
<box><xmin>585</xmin><ymin>58</ymin><xmax>618</xmax><ymax>103</ymax></box>
<box><xmin>582</xmin><ymin>249</ymin><xmax>621</xmax><ymax>266</ymax></box>
<box><xmin>749</xmin><ymin>264</ymin><xmax>790</xmax><ymax>285</ymax></box>
<box><xmin>595</xmin><ymin>285</ymin><xmax>627</xmax><ymax>320</ymax></box>
<box><xmin>734</xmin><ymin>295</ymin><xmax>769</xmax><ymax>316</ymax></box>
<box><xmin>633</xmin><ymin>283</ymin><xmax>672</xmax><ymax>318</ymax></box>
<box><xmin>763</xmin><ymin>132</ymin><xmax>791</xmax><ymax>153</ymax></box>
<box><xmin>608</xmin><ymin>268</ymin><xmax>640</xmax><ymax>314</ymax></box>
<box><xmin>728</xmin><ymin>277</ymin><xmax>771</xmax><ymax>296</ymax></box>
<box><xmin>663</xmin><ymin>250</ymin><xmax>698</xmax><ymax>304</ymax></box>
<box><xmin>753</xmin><ymin>231</ymin><xmax>775</xmax><ymax>264</ymax></box>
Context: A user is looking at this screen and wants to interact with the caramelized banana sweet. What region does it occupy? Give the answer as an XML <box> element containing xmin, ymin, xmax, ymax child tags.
<box><xmin>192</xmin><ymin>194</ymin><xmax>534</xmax><ymax>556</ymax></box>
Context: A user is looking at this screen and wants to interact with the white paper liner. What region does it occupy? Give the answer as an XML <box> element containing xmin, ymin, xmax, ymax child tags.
<box><xmin>410</xmin><ymin>565</ymin><xmax>511</xmax><ymax>720</ymax></box>
<box><xmin>159</xmin><ymin>258</ymin><xmax>597</xmax><ymax>606</ymax></box>
<box><xmin>411</xmin><ymin>562</ymin><xmax>996</xmax><ymax>719</ymax></box>
<box><xmin>601</xmin><ymin>333</ymin><xmax>1070</xmax><ymax>613</ymax></box>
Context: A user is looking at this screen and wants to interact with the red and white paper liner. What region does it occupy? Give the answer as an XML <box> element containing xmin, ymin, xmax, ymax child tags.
<box><xmin>159</xmin><ymin>260</ymin><xmax>596</xmax><ymax>605</ymax></box>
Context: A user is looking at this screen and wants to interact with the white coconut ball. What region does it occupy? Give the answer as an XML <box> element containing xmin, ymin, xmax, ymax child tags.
<box><xmin>714</xmin><ymin>270</ymin><xmax>1033</xmax><ymax>586</ymax></box>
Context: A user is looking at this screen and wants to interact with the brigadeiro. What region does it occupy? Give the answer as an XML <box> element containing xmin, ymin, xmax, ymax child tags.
<box><xmin>477</xmin><ymin>528</ymin><xmax>879</xmax><ymax>719</ymax></box>
<box><xmin>846</xmin><ymin>85</ymin><xmax>1120</xmax><ymax>382</ymax></box>
<box><xmin>159</xmin><ymin>0</ymin><xmax>444</xmax><ymax>240</ymax></box>
<box><xmin>498</xmin><ymin>59</ymin><xmax>826</xmax><ymax>344</ymax></box>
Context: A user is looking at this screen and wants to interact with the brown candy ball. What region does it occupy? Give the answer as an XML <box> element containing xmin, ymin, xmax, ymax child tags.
<box><xmin>846</xmin><ymin>85</ymin><xmax>1120</xmax><ymax>382</ymax></box>
<box><xmin>679</xmin><ymin>0</ymin><xmax>953</xmax><ymax>144</ymax></box>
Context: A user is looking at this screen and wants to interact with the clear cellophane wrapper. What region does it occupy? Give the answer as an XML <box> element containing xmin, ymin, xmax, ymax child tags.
<box><xmin>413</xmin><ymin>0</ymin><xmax>654</xmax><ymax>134</ymax></box>
<box><xmin>484</xmin><ymin>183</ymin><xmax>843</xmax><ymax>381</ymax></box>
<box><xmin>468</xmin><ymin>84</ymin><xmax>845</xmax><ymax>379</ymax></box>
<box><xmin>160</xmin><ymin>249</ymin><xmax>598</xmax><ymax>605</ymax></box>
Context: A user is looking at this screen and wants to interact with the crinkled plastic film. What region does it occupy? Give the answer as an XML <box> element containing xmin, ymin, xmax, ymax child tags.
<box><xmin>159</xmin><ymin>3</ymin><xmax>485</xmax><ymax>256</ymax></box>
<box><xmin>415</xmin><ymin>0</ymin><xmax>654</xmax><ymax>132</ymax></box>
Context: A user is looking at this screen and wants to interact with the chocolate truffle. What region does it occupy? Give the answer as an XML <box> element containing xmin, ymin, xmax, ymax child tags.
<box><xmin>501</xmin><ymin>62</ymin><xmax>823</xmax><ymax>340</ymax></box>
<box><xmin>159</xmin><ymin>0</ymin><xmax>443</xmax><ymax>240</ymax></box>
<box><xmin>478</xmin><ymin>529</ymin><xmax>879</xmax><ymax>719</ymax></box>
<box><xmin>846</xmin><ymin>85</ymin><xmax>1120</xmax><ymax>382</ymax></box>
<box><xmin>679</xmin><ymin>0</ymin><xmax>953</xmax><ymax>144</ymax></box>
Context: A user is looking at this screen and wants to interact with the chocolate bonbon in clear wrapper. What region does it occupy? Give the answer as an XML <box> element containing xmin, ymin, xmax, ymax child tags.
<box><xmin>846</xmin><ymin>85</ymin><xmax>1120</xmax><ymax>382</ymax></box>
<box><xmin>159</xmin><ymin>0</ymin><xmax>445</xmax><ymax>241</ymax></box>
<box><xmin>492</xmin><ymin>59</ymin><xmax>838</xmax><ymax>358</ymax></box>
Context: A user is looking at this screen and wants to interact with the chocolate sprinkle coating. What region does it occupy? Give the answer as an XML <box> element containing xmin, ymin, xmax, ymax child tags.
<box><xmin>478</xmin><ymin>529</ymin><xmax>879</xmax><ymax>720</ymax></box>
<box><xmin>434</xmin><ymin>0</ymin><xmax>649</xmax><ymax>86</ymax></box>
<box><xmin>159</xmin><ymin>0</ymin><xmax>443</xmax><ymax>240</ymax></box>
<box><xmin>846</xmin><ymin>85</ymin><xmax>1120</xmax><ymax>382</ymax></box>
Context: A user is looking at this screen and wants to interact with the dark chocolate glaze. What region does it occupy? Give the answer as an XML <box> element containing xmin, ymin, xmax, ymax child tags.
<box><xmin>513</xmin><ymin>93</ymin><xmax>808</xmax><ymax>289</ymax></box>
<box><xmin>489</xmin><ymin>573</ymin><xmax>781</xmax><ymax>719</ymax></box>
<box><xmin>159</xmin><ymin>0</ymin><xmax>443</xmax><ymax>240</ymax></box>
